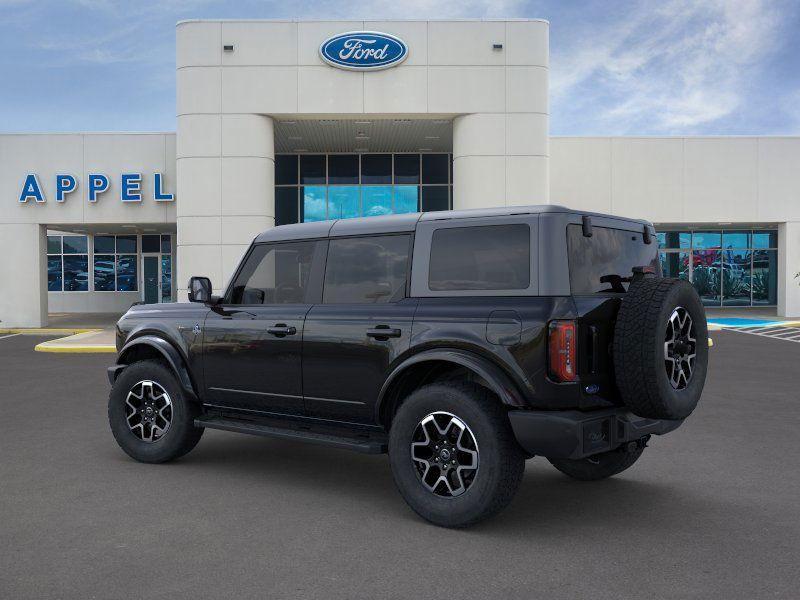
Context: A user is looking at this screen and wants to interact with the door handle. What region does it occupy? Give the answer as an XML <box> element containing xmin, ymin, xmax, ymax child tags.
<box><xmin>366</xmin><ymin>326</ymin><xmax>402</xmax><ymax>340</ymax></box>
<box><xmin>267</xmin><ymin>324</ymin><xmax>297</xmax><ymax>337</ymax></box>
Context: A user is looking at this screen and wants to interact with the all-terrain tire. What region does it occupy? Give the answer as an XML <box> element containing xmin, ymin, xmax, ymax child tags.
<box><xmin>613</xmin><ymin>277</ymin><xmax>708</xmax><ymax>420</ymax></box>
<box><xmin>108</xmin><ymin>360</ymin><xmax>204</xmax><ymax>463</ymax></box>
<box><xmin>388</xmin><ymin>382</ymin><xmax>525</xmax><ymax>528</ymax></box>
<box><xmin>548</xmin><ymin>445</ymin><xmax>645</xmax><ymax>481</ymax></box>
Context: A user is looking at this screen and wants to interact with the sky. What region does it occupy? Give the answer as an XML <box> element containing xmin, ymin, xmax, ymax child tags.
<box><xmin>0</xmin><ymin>0</ymin><xmax>798</xmax><ymax>135</ymax></box>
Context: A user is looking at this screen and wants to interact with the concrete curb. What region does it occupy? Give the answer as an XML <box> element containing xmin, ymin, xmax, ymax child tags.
<box><xmin>34</xmin><ymin>343</ymin><xmax>116</xmax><ymax>354</ymax></box>
<box><xmin>0</xmin><ymin>328</ymin><xmax>100</xmax><ymax>335</ymax></box>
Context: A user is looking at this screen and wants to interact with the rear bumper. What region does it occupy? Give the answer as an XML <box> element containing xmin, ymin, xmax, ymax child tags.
<box><xmin>508</xmin><ymin>407</ymin><xmax>683</xmax><ymax>460</ymax></box>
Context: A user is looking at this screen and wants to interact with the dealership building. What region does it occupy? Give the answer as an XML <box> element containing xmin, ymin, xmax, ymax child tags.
<box><xmin>1</xmin><ymin>18</ymin><xmax>799</xmax><ymax>327</ymax></box>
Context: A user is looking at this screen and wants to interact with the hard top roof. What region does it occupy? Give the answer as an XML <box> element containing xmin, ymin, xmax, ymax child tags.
<box><xmin>253</xmin><ymin>204</ymin><xmax>651</xmax><ymax>243</ymax></box>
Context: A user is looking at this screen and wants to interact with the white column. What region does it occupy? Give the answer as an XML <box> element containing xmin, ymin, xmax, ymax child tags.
<box><xmin>452</xmin><ymin>113</ymin><xmax>549</xmax><ymax>210</ymax></box>
<box><xmin>176</xmin><ymin>114</ymin><xmax>275</xmax><ymax>299</ymax></box>
<box><xmin>778</xmin><ymin>221</ymin><xmax>800</xmax><ymax>318</ymax></box>
<box><xmin>0</xmin><ymin>224</ymin><xmax>47</xmax><ymax>327</ymax></box>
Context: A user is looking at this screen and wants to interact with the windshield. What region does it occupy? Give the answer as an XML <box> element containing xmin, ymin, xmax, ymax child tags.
<box><xmin>567</xmin><ymin>224</ymin><xmax>660</xmax><ymax>294</ymax></box>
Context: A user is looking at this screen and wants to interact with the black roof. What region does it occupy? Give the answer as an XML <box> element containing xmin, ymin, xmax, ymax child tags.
<box><xmin>253</xmin><ymin>204</ymin><xmax>651</xmax><ymax>243</ymax></box>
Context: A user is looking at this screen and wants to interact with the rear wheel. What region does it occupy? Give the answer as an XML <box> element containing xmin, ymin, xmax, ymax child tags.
<box><xmin>108</xmin><ymin>360</ymin><xmax>204</xmax><ymax>463</ymax></box>
<box><xmin>548</xmin><ymin>442</ymin><xmax>646</xmax><ymax>481</ymax></box>
<box><xmin>388</xmin><ymin>382</ymin><xmax>525</xmax><ymax>528</ymax></box>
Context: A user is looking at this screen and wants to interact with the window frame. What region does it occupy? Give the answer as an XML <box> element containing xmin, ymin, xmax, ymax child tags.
<box><xmin>321</xmin><ymin>233</ymin><xmax>413</xmax><ymax>305</ymax></box>
<box><xmin>222</xmin><ymin>239</ymin><xmax>326</xmax><ymax>306</ymax></box>
<box><xmin>411</xmin><ymin>216</ymin><xmax>539</xmax><ymax>298</ymax></box>
<box><xmin>93</xmin><ymin>234</ymin><xmax>139</xmax><ymax>293</ymax></box>
<box><xmin>47</xmin><ymin>234</ymin><xmax>89</xmax><ymax>293</ymax></box>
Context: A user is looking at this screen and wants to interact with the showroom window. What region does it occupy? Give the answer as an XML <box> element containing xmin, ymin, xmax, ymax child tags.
<box><xmin>274</xmin><ymin>153</ymin><xmax>453</xmax><ymax>225</ymax></box>
<box><xmin>47</xmin><ymin>235</ymin><xmax>89</xmax><ymax>292</ymax></box>
<box><xmin>657</xmin><ymin>229</ymin><xmax>778</xmax><ymax>307</ymax></box>
<box><xmin>94</xmin><ymin>235</ymin><xmax>138</xmax><ymax>292</ymax></box>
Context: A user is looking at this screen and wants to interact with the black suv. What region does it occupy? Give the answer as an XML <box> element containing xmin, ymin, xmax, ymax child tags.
<box><xmin>108</xmin><ymin>205</ymin><xmax>708</xmax><ymax>527</ymax></box>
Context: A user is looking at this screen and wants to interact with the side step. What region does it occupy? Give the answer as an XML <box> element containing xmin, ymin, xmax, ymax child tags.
<box><xmin>195</xmin><ymin>416</ymin><xmax>388</xmax><ymax>454</ymax></box>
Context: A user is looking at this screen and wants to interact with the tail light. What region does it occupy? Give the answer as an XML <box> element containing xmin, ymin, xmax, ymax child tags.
<box><xmin>548</xmin><ymin>320</ymin><xmax>577</xmax><ymax>382</ymax></box>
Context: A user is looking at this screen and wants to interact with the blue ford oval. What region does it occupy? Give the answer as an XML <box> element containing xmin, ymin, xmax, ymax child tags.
<box><xmin>319</xmin><ymin>31</ymin><xmax>408</xmax><ymax>71</ymax></box>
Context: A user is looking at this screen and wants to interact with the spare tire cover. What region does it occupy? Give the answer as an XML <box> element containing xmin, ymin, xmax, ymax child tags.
<box><xmin>613</xmin><ymin>278</ymin><xmax>708</xmax><ymax>420</ymax></box>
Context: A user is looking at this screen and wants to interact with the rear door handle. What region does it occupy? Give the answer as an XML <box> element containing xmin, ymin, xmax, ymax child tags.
<box><xmin>366</xmin><ymin>326</ymin><xmax>402</xmax><ymax>339</ymax></box>
<box><xmin>268</xmin><ymin>324</ymin><xmax>297</xmax><ymax>337</ymax></box>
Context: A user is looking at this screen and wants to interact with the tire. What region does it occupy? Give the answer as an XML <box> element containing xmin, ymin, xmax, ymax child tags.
<box><xmin>388</xmin><ymin>382</ymin><xmax>525</xmax><ymax>528</ymax></box>
<box><xmin>613</xmin><ymin>277</ymin><xmax>708</xmax><ymax>420</ymax></box>
<box><xmin>548</xmin><ymin>444</ymin><xmax>645</xmax><ymax>481</ymax></box>
<box><xmin>108</xmin><ymin>360</ymin><xmax>204</xmax><ymax>463</ymax></box>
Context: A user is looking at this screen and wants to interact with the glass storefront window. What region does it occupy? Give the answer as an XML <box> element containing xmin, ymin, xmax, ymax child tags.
<box><xmin>47</xmin><ymin>256</ymin><xmax>62</xmax><ymax>291</ymax></box>
<box><xmin>47</xmin><ymin>235</ymin><xmax>62</xmax><ymax>254</ymax></box>
<box><xmin>659</xmin><ymin>251</ymin><xmax>690</xmax><ymax>280</ymax></box>
<box><xmin>721</xmin><ymin>249</ymin><xmax>752</xmax><ymax>306</ymax></box>
<box><xmin>753</xmin><ymin>250</ymin><xmax>778</xmax><ymax>305</ymax></box>
<box><xmin>116</xmin><ymin>235</ymin><xmax>137</xmax><ymax>254</ymax></box>
<box><xmin>422</xmin><ymin>154</ymin><xmax>449</xmax><ymax>184</ymax></box>
<box><xmin>276</xmin><ymin>153</ymin><xmax>452</xmax><ymax>225</ymax></box>
<box><xmin>63</xmin><ymin>255</ymin><xmax>89</xmax><ymax>291</ymax></box>
<box><xmin>302</xmin><ymin>186</ymin><xmax>326</xmax><ymax>222</ymax></box>
<box><xmin>161</xmin><ymin>255</ymin><xmax>172</xmax><ymax>302</ymax></box>
<box><xmin>275</xmin><ymin>154</ymin><xmax>298</xmax><ymax>185</ymax></box>
<box><xmin>161</xmin><ymin>235</ymin><xmax>172</xmax><ymax>254</ymax></box>
<box><xmin>657</xmin><ymin>228</ymin><xmax>778</xmax><ymax>307</ymax></box>
<box><xmin>328</xmin><ymin>155</ymin><xmax>358</xmax><ymax>184</ymax></box>
<box><xmin>276</xmin><ymin>187</ymin><xmax>299</xmax><ymax>225</ymax></box>
<box><xmin>361</xmin><ymin>154</ymin><xmax>392</xmax><ymax>184</ymax></box>
<box><xmin>752</xmin><ymin>230</ymin><xmax>778</xmax><ymax>249</ymax></box>
<box><xmin>328</xmin><ymin>186</ymin><xmax>360</xmax><ymax>219</ymax></box>
<box><xmin>657</xmin><ymin>231</ymin><xmax>691</xmax><ymax>249</ymax></box>
<box><xmin>692</xmin><ymin>231</ymin><xmax>721</xmax><ymax>249</ymax></box>
<box><xmin>93</xmin><ymin>255</ymin><xmax>115</xmax><ymax>291</ymax></box>
<box><xmin>394</xmin><ymin>154</ymin><xmax>420</xmax><ymax>184</ymax></box>
<box><xmin>394</xmin><ymin>186</ymin><xmax>419</xmax><ymax>214</ymax></box>
<box><xmin>141</xmin><ymin>234</ymin><xmax>160</xmax><ymax>253</ymax></box>
<box><xmin>300</xmin><ymin>155</ymin><xmax>325</xmax><ymax>184</ymax></box>
<box><xmin>94</xmin><ymin>235</ymin><xmax>115</xmax><ymax>253</ymax></box>
<box><xmin>116</xmin><ymin>255</ymin><xmax>137</xmax><ymax>291</ymax></box>
<box><xmin>63</xmin><ymin>235</ymin><xmax>88</xmax><ymax>254</ymax></box>
<box><xmin>722</xmin><ymin>231</ymin><xmax>750</xmax><ymax>249</ymax></box>
<box><xmin>362</xmin><ymin>186</ymin><xmax>393</xmax><ymax>216</ymax></box>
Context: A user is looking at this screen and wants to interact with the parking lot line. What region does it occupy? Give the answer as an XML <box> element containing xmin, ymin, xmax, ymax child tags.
<box><xmin>0</xmin><ymin>333</ymin><xmax>21</xmax><ymax>341</ymax></box>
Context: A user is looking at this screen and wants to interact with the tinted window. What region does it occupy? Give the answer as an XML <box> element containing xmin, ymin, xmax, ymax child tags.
<box><xmin>421</xmin><ymin>186</ymin><xmax>449</xmax><ymax>212</ymax></box>
<box><xmin>394</xmin><ymin>154</ymin><xmax>419</xmax><ymax>184</ymax></box>
<box><xmin>324</xmin><ymin>235</ymin><xmax>410</xmax><ymax>303</ymax></box>
<box><xmin>300</xmin><ymin>155</ymin><xmax>325</xmax><ymax>184</ymax></box>
<box><xmin>94</xmin><ymin>235</ymin><xmax>115</xmax><ymax>253</ymax></box>
<box><xmin>62</xmin><ymin>235</ymin><xmax>88</xmax><ymax>254</ymax></box>
<box><xmin>142</xmin><ymin>234</ymin><xmax>160</xmax><ymax>253</ymax></box>
<box><xmin>229</xmin><ymin>242</ymin><xmax>316</xmax><ymax>305</ymax></box>
<box><xmin>275</xmin><ymin>155</ymin><xmax>298</xmax><ymax>185</ymax></box>
<box><xmin>428</xmin><ymin>225</ymin><xmax>530</xmax><ymax>291</ymax></box>
<box><xmin>275</xmin><ymin>187</ymin><xmax>299</xmax><ymax>225</ymax></box>
<box><xmin>328</xmin><ymin>154</ymin><xmax>358</xmax><ymax>184</ymax></box>
<box><xmin>567</xmin><ymin>224</ymin><xmax>660</xmax><ymax>294</ymax></box>
<box><xmin>116</xmin><ymin>235</ymin><xmax>137</xmax><ymax>253</ymax></box>
<box><xmin>361</xmin><ymin>154</ymin><xmax>391</xmax><ymax>184</ymax></box>
<box><xmin>422</xmin><ymin>154</ymin><xmax>448</xmax><ymax>184</ymax></box>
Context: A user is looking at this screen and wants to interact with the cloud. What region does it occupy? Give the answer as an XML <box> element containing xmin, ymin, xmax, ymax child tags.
<box><xmin>551</xmin><ymin>0</ymin><xmax>793</xmax><ymax>134</ymax></box>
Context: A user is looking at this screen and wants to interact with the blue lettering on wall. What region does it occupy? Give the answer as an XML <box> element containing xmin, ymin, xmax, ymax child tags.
<box><xmin>19</xmin><ymin>174</ymin><xmax>45</xmax><ymax>203</ymax></box>
<box><xmin>319</xmin><ymin>31</ymin><xmax>408</xmax><ymax>71</ymax></box>
<box><xmin>56</xmin><ymin>174</ymin><xmax>77</xmax><ymax>202</ymax></box>
<box><xmin>18</xmin><ymin>173</ymin><xmax>174</xmax><ymax>205</ymax></box>
<box><xmin>87</xmin><ymin>173</ymin><xmax>110</xmax><ymax>203</ymax></box>
<box><xmin>121</xmin><ymin>173</ymin><xmax>142</xmax><ymax>202</ymax></box>
<box><xmin>153</xmin><ymin>173</ymin><xmax>174</xmax><ymax>202</ymax></box>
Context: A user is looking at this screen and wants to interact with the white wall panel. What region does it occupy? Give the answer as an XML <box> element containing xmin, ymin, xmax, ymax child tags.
<box><xmin>221</xmin><ymin>21</ymin><xmax>298</xmax><ymax>66</ymax></box>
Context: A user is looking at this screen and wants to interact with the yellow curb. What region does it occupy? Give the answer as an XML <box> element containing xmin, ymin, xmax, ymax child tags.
<box><xmin>0</xmin><ymin>328</ymin><xmax>100</xmax><ymax>335</ymax></box>
<box><xmin>34</xmin><ymin>342</ymin><xmax>116</xmax><ymax>353</ymax></box>
<box><xmin>708</xmin><ymin>337</ymin><xmax>714</xmax><ymax>347</ymax></box>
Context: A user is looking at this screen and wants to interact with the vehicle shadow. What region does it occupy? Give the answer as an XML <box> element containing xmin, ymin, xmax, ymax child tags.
<box><xmin>172</xmin><ymin>431</ymin><xmax>742</xmax><ymax>538</ymax></box>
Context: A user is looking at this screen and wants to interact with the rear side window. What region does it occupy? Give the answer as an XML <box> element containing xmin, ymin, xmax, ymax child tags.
<box><xmin>567</xmin><ymin>224</ymin><xmax>660</xmax><ymax>294</ymax></box>
<box><xmin>229</xmin><ymin>241</ymin><xmax>316</xmax><ymax>304</ymax></box>
<box><xmin>324</xmin><ymin>235</ymin><xmax>410</xmax><ymax>303</ymax></box>
<box><xmin>428</xmin><ymin>224</ymin><xmax>530</xmax><ymax>291</ymax></box>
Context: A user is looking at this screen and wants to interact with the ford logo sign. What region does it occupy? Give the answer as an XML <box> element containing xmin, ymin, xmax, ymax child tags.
<box><xmin>319</xmin><ymin>31</ymin><xmax>408</xmax><ymax>71</ymax></box>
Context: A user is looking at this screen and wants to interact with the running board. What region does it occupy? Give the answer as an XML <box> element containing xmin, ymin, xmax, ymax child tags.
<box><xmin>195</xmin><ymin>416</ymin><xmax>388</xmax><ymax>454</ymax></box>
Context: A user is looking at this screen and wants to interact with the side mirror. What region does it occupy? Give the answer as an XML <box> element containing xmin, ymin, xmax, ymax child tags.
<box><xmin>188</xmin><ymin>276</ymin><xmax>212</xmax><ymax>303</ymax></box>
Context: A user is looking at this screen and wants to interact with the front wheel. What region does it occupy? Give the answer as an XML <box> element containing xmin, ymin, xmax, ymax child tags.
<box><xmin>389</xmin><ymin>382</ymin><xmax>525</xmax><ymax>528</ymax></box>
<box><xmin>108</xmin><ymin>360</ymin><xmax>204</xmax><ymax>463</ymax></box>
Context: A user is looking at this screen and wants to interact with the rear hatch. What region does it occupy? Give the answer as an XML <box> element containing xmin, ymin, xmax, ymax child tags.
<box><xmin>566</xmin><ymin>219</ymin><xmax>660</xmax><ymax>407</ymax></box>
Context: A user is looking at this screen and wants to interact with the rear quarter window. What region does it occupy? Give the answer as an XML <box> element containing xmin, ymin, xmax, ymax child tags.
<box><xmin>428</xmin><ymin>224</ymin><xmax>530</xmax><ymax>291</ymax></box>
<box><xmin>567</xmin><ymin>224</ymin><xmax>660</xmax><ymax>294</ymax></box>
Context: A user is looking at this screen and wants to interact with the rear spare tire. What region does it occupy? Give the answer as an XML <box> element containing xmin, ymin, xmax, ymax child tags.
<box><xmin>613</xmin><ymin>277</ymin><xmax>708</xmax><ymax>420</ymax></box>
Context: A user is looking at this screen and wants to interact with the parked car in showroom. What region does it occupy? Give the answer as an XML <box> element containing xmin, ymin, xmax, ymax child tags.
<box><xmin>107</xmin><ymin>205</ymin><xmax>708</xmax><ymax>527</ymax></box>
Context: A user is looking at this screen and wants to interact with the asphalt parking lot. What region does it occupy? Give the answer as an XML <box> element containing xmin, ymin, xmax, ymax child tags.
<box><xmin>1</xmin><ymin>330</ymin><xmax>799</xmax><ymax>599</ymax></box>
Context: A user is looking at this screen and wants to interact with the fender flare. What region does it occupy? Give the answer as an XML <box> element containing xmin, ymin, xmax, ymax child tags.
<box><xmin>375</xmin><ymin>348</ymin><xmax>527</xmax><ymax>423</ymax></box>
<box><xmin>113</xmin><ymin>335</ymin><xmax>198</xmax><ymax>400</ymax></box>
